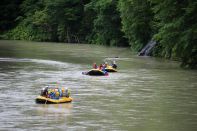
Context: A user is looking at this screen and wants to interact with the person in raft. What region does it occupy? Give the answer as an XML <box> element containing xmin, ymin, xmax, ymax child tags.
<box><xmin>93</xmin><ymin>63</ymin><xmax>97</xmax><ymax>69</ymax></box>
<box><xmin>41</xmin><ymin>86</ymin><xmax>49</xmax><ymax>97</ymax></box>
<box><xmin>111</xmin><ymin>60</ymin><xmax>117</xmax><ymax>69</ymax></box>
<box><xmin>99</xmin><ymin>64</ymin><xmax>103</xmax><ymax>70</ymax></box>
<box><xmin>103</xmin><ymin>62</ymin><xmax>108</xmax><ymax>68</ymax></box>
<box><xmin>40</xmin><ymin>87</ymin><xmax>70</xmax><ymax>99</ymax></box>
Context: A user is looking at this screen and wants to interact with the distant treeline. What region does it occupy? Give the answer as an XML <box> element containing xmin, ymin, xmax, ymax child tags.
<box><xmin>0</xmin><ymin>0</ymin><xmax>196</xmax><ymax>68</ymax></box>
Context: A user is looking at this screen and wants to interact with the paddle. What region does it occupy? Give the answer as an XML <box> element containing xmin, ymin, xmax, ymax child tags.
<box><xmin>45</xmin><ymin>98</ymin><xmax>48</xmax><ymax>104</ymax></box>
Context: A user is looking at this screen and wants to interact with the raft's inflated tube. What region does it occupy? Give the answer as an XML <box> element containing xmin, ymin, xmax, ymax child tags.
<box><xmin>35</xmin><ymin>96</ymin><xmax>72</xmax><ymax>104</ymax></box>
<box><xmin>105</xmin><ymin>66</ymin><xmax>117</xmax><ymax>72</ymax></box>
<box><xmin>83</xmin><ymin>69</ymin><xmax>108</xmax><ymax>76</ymax></box>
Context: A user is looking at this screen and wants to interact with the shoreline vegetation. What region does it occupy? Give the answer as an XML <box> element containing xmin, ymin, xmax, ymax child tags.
<box><xmin>0</xmin><ymin>0</ymin><xmax>196</xmax><ymax>69</ymax></box>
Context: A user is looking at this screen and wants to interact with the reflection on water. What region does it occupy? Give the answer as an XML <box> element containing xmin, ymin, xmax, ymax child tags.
<box><xmin>0</xmin><ymin>40</ymin><xmax>197</xmax><ymax>131</ymax></box>
<box><xmin>35</xmin><ymin>104</ymin><xmax>73</xmax><ymax>117</ymax></box>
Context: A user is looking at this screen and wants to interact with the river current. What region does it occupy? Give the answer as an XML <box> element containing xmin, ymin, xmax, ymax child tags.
<box><xmin>0</xmin><ymin>40</ymin><xmax>197</xmax><ymax>131</ymax></box>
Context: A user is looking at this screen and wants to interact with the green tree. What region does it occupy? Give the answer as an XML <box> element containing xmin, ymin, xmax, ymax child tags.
<box><xmin>118</xmin><ymin>0</ymin><xmax>153</xmax><ymax>51</ymax></box>
<box><xmin>0</xmin><ymin>0</ymin><xmax>24</xmax><ymax>34</ymax></box>
<box><xmin>151</xmin><ymin>0</ymin><xmax>197</xmax><ymax>68</ymax></box>
<box><xmin>5</xmin><ymin>0</ymin><xmax>85</xmax><ymax>42</ymax></box>
<box><xmin>86</xmin><ymin>0</ymin><xmax>128</xmax><ymax>46</ymax></box>
<box><xmin>1</xmin><ymin>0</ymin><xmax>196</xmax><ymax>68</ymax></box>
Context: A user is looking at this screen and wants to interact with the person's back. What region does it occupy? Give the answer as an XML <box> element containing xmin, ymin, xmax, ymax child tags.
<box><xmin>99</xmin><ymin>64</ymin><xmax>103</xmax><ymax>70</ymax></box>
<box><xmin>112</xmin><ymin>61</ymin><xmax>117</xmax><ymax>69</ymax></box>
<box><xmin>65</xmin><ymin>89</ymin><xmax>70</xmax><ymax>97</ymax></box>
<box><xmin>41</xmin><ymin>86</ymin><xmax>48</xmax><ymax>97</ymax></box>
<box><xmin>103</xmin><ymin>62</ymin><xmax>108</xmax><ymax>69</ymax></box>
<box><xmin>112</xmin><ymin>64</ymin><xmax>117</xmax><ymax>69</ymax></box>
<box><xmin>49</xmin><ymin>90</ymin><xmax>55</xmax><ymax>99</ymax></box>
<box><xmin>93</xmin><ymin>63</ymin><xmax>97</xmax><ymax>69</ymax></box>
<box><xmin>54</xmin><ymin>88</ymin><xmax>60</xmax><ymax>99</ymax></box>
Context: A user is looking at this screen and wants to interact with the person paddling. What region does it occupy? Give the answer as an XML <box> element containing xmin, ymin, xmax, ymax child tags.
<box><xmin>93</xmin><ymin>63</ymin><xmax>97</xmax><ymax>69</ymax></box>
<box><xmin>99</xmin><ymin>64</ymin><xmax>103</xmax><ymax>70</ymax></box>
<box><xmin>111</xmin><ymin>60</ymin><xmax>117</xmax><ymax>69</ymax></box>
<box><xmin>103</xmin><ymin>62</ymin><xmax>108</xmax><ymax>68</ymax></box>
<box><xmin>41</xmin><ymin>86</ymin><xmax>49</xmax><ymax>97</ymax></box>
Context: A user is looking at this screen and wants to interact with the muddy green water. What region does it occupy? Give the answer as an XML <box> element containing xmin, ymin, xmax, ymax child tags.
<box><xmin>0</xmin><ymin>40</ymin><xmax>197</xmax><ymax>131</ymax></box>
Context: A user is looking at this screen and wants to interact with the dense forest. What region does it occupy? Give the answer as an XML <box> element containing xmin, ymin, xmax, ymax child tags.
<box><xmin>0</xmin><ymin>0</ymin><xmax>196</xmax><ymax>69</ymax></box>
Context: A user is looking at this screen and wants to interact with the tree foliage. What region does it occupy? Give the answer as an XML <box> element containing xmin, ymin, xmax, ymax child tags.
<box><xmin>118</xmin><ymin>0</ymin><xmax>153</xmax><ymax>51</ymax></box>
<box><xmin>150</xmin><ymin>0</ymin><xmax>197</xmax><ymax>68</ymax></box>
<box><xmin>0</xmin><ymin>0</ymin><xmax>24</xmax><ymax>33</ymax></box>
<box><xmin>85</xmin><ymin>0</ymin><xmax>128</xmax><ymax>46</ymax></box>
<box><xmin>0</xmin><ymin>0</ymin><xmax>196</xmax><ymax>68</ymax></box>
<box><xmin>5</xmin><ymin>0</ymin><xmax>85</xmax><ymax>42</ymax></box>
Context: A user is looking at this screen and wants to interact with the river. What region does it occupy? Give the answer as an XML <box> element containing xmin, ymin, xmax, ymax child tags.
<box><xmin>0</xmin><ymin>40</ymin><xmax>197</xmax><ymax>131</ymax></box>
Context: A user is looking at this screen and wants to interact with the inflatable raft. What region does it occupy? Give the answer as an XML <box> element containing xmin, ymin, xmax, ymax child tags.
<box><xmin>35</xmin><ymin>96</ymin><xmax>73</xmax><ymax>104</ymax></box>
<box><xmin>105</xmin><ymin>66</ymin><xmax>117</xmax><ymax>72</ymax></box>
<box><xmin>82</xmin><ymin>69</ymin><xmax>108</xmax><ymax>76</ymax></box>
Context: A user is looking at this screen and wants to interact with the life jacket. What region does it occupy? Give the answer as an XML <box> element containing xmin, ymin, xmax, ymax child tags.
<box><xmin>55</xmin><ymin>91</ymin><xmax>60</xmax><ymax>99</ymax></box>
<box><xmin>65</xmin><ymin>89</ymin><xmax>70</xmax><ymax>97</ymax></box>
<box><xmin>112</xmin><ymin>64</ymin><xmax>117</xmax><ymax>69</ymax></box>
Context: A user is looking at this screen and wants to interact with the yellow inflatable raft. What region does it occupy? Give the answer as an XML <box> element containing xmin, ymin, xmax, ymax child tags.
<box><xmin>83</xmin><ymin>69</ymin><xmax>108</xmax><ymax>76</ymax></box>
<box><xmin>105</xmin><ymin>66</ymin><xmax>117</xmax><ymax>72</ymax></box>
<box><xmin>35</xmin><ymin>96</ymin><xmax>73</xmax><ymax>104</ymax></box>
